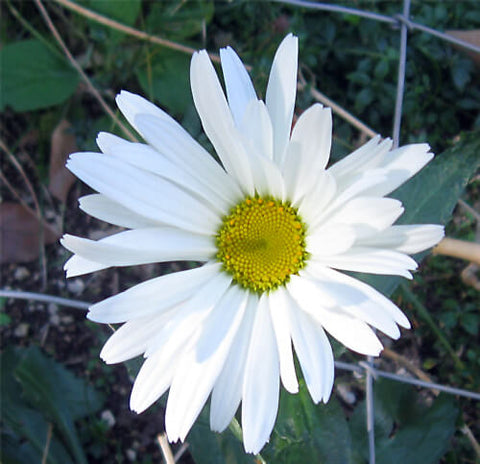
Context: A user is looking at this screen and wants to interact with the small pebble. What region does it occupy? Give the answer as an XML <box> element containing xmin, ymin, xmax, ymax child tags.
<box><xmin>101</xmin><ymin>409</ymin><xmax>116</xmax><ymax>428</ymax></box>
<box><xmin>48</xmin><ymin>304</ymin><xmax>60</xmax><ymax>325</ymax></box>
<box><xmin>336</xmin><ymin>383</ymin><xmax>357</xmax><ymax>405</ymax></box>
<box><xmin>14</xmin><ymin>323</ymin><xmax>29</xmax><ymax>337</ymax></box>
<box><xmin>67</xmin><ymin>279</ymin><xmax>85</xmax><ymax>295</ymax></box>
<box><xmin>13</xmin><ymin>266</ymin><xmax>30</xmax><ymax>280</ymax></box>
<box><xmin>126</xmin><ymin>449</ymin><xmax>136</xmax><ymax>462</ymax></box>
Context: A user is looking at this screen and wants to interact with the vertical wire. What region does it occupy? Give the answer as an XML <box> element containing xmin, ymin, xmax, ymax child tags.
<box><xmin>392</xmin><ymin>0</ymin><xmax>411</xmax><ymax>148</ymax></box>
<box><xmin>366</xmin><ymin>355</ymin><xmax>375</xmax><ymax>464</ymax></box>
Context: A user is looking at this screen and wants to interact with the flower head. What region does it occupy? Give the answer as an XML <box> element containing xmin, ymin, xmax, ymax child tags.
<box><xmin>62</xmin><ymin>34</ymin><xmax>444</xmax><ymax>454</ymax></box>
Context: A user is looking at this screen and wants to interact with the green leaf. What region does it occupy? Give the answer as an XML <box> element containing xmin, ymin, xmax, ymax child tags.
<box><xmin>1</xmin><ymin>348</ymin><xmax>75</xmax><ymax>464</ymax></box>
<box><xmin>0</xmin><ymin>40</ymin><xmax>79</xmax><ymax>112</ymax></box>
<box><xmin>84</xmin><ymin>0</ymin><xmax>140</xmax><ymax>26</ymax></box>
<box><xmin>359</xmin><ymin>130</ymin><xmax>480</xmax><ymax>296</ymax></box>
<box><xmin>146</xmin><ymin>0</ymin><xmax>214</xmax><ymax>40</ymax></box>
<box><xmin>263</xmin><ymin>382</ymin><xmax>352</xmax><ymax>464</ymax></box>
<box><xmin>82</xmin><ymin>0</ymin><xmax>141</xmax><ymax>42</ymax></box>
<box><xmin>188</xmin><ymin>406</ymin><xmax>256</xmax><ymax>464</ymax></box>
<box><xmin>13</xmin><ymin>346</ymin><xmax>103</xmax><ymax>464</ymax></box>
<box><xmin>350</xmin><ymin>379</ymin><xmax>458</xmax><ymax>464</ymax></box>
<box><xmin>136</xmin><ymin>50</ymin><xmax>191</xmax><ymax>115</ymax></box>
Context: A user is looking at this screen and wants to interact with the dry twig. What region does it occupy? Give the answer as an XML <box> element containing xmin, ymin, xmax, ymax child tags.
<box><xmin>33</xmin><ymin>0</ymin><xmax>137</xmax><ymax>142</ymax></box>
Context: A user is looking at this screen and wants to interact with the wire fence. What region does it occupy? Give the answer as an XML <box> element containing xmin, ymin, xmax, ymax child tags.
<box><xmin>3</xmin><ymin>1</ymin><xmax>479</xmax><ymax>462</ymax></box>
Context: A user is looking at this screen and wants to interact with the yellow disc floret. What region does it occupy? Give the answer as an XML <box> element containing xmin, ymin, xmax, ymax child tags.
<box><xmin>216</xmin><ymin>196</ymin><xmax>309</xmax><ymax>293</ymax></box>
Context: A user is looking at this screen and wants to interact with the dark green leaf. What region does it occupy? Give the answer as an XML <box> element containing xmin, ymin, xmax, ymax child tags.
<box><xmin>188</xmin><ymin>406</ymin><xmax>256</xmax><ymax>464</ymax></box>
<box><xmin>146</xmin><ymin>0</ymin><xmax>214</xmax><ymax>40</ymax></box>
<box><xmin>350</xmin><ymin>379</ymin><xmax>458</xmax><ymax>464</ymax></box>
<box><xmin>136</xmin><ymin>50</ymin><xmax>191</xmax><ymax>115</ymax></box>
<box><xmin>263</xmin><ymin>382</ymin><xmax>352</xmax><ymax>464</ymax></box>
<box><xmin>0</xmin><ymin>40</ymin><xmax>79</xmax><ymax>112</ymax></box>
<box><xmin>1</xmin><ymin>348</ymin><xmax>75</xmax><ymax>464</ymax></box>
<box><xmin>14</xmin><ymin>346</ymin><xmax>103</xmax><ymax>464</ymax></box>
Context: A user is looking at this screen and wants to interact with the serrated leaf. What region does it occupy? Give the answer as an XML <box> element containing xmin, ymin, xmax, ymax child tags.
<box><xmin>0</xmin><ymin>40</ymin><xmax>79</xmax><ymax>112</ymax></box>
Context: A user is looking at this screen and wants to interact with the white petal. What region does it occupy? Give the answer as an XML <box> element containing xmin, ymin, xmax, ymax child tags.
<box><xmin>238</xmin><ymin>100</ymin><xmax>274</xmax><ymax>160</ymax></box>
<box><xmin>131</xmin><ymin>115</ymin><xmax>243</xmax><ymax>207</ymax></box>
<box><xmin>362</xmin><ymin>143</ymin><xmax>434</xmax><ymax>197</ymax></box>
<box><xmin>116</xmin><ymin>90</ymin><xmax>171</xmax><ymax>133</ymax></box>
<box><xmin>79</xmin><ymin>194</ymin><xmax>158</xmax><ymax>229</ymax></box>
<box><xmin>267</xmin><ymin>288</ymin><xmax>298</xmax><ymax>393</ymax></box>
<box><xmin>63</xmin><ymin>255</ymin><xmax>107</xmax><ymax>278</ymax></box>
<box><xmin>307</xmin><ymin>224</ymin><xmax>356</xmax><ymax>257</ymax></box>
<box><xmin>328</xmin><ymin>136</ymin><xmax>391</xmax><ymax>185</ymax></box>
<box><xmin>129</xmin><ymin>348</ymin><xmax>177</xmax><ymax>413</ymax></box>
<box><xmin>67</xmin><ymin>153</ymin><xmax>220</xmax><ymax>234</ymax></box>
<box><xmin>143</xmin><ymin>271</ymin><xmax>232</xmax><ymax>359</ymax></box>
<box><xmin>359</xmin><ymin>224</ymin><xmax>444</xmax><ymax>254</ymax></box>
<box><xmin>266</xmin><ymin>34</ymin><xmax>298</xmax><ymax>166</ymax></box>
<box><xmin>307</xmin><ymin>262</ymin><xmax>409</xmax><ymax>330</ymax></box>
<box><xmin>283</xmin><ymin>104</ymin><xmax>332</xmax><ymax>203</ymax></box>
<box><xmin>296</xmin><ymin>171</ymin><xmax>337</xmax><ymax>223</ymax></box>
<box><xmin>313</xmin><ymin>170</ymin><xmax>388</xmax><ymax>227</ymax></box>
<box><xmin>87</xmin><ymin>262</ymin><xmax>223</xmax><ymax>323</ymax></box>
<box><xmin>165</xmin><ymin>285</ymin><xmax>247</xmax><ymax>442</ymax></box>
<box><xmin>242</xmin><ymin>294</ymin><xmax>280</xmax><ymax>454</ymax></box>
<box><xmin>220</xmin><ymin>46</ymin><xmax>257</xmax><ymax>127</ymax></box>
<box><xmin>210</xmin><ymin>293</ymin><xmax>257</xmax><ymax>432</ymax></box>
<box><xmin>62</xmin><ymin>229</ymin><xmax>215</xmax><ymax>275</ymax></box>
<box><xmin>249</xmin><ymin>153</ymin><xmax>285</xmax><ymax>199</ymax></box>
<box><xmin>288</xmin><ymin>276</ymin><xmax>383</xmax><ymax>356</ymax></box>
<box><xmin>287</xmin><ymin>292</ymin><xmax>334</xmax><ymax>403</ymax></box>
<box><xmin>315</xmin><ymin>246</ymin><xmax>418</xmax><ymax>279</ymax></box>
<box><xmin>190</xmin><ymin>50</ymin><xmax>255</xmax><ymax>195</ymax></box>
<box><xmin>97</xmin><ymin>132</ymin><xmax>231</xmax><ymax>215</ymax></box>
<box><xmin>100</xmin><ymin>310</ymin><xmax>173</xmax><ymax>364</ymax></box>
<box><xmin>303</xmin><ymin>267</ymin><xmax>400</xmax><ymax>339</ymax></box>
<box><xmin>326</xmin><ymin>197</ymin><xmax>404</xmax><ymax>239</ymax></box>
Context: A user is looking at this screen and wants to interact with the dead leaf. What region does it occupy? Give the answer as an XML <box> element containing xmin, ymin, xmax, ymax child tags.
<box><xmin>49</xmin><ymin>120</ymin><xmax>77</xmax><ymax>203</ymax></box>
<box><xmin>446</xmin><ymin>30</ymin><xmax>480</xmax><ymax>68</ymax></box>
<box><xmin>0</xmin><ymin>203</ymin><xmax>60</xmax><ymax>264</ymax></box>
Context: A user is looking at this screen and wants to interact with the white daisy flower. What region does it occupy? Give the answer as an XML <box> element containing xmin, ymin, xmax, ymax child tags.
<box><xmin>61</xmin><ymin>34</ymin><xmax>444</xmax><ymax>454</ymax></box>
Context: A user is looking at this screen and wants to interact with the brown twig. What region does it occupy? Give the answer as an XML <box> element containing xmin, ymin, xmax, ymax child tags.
<box><xmin>297</xmin><ymin>71</ymin><xmax>377</xmax><ymax>139</ymax></box>
<box><xmin>33</xmin><ymin>0</ymin><xmax>137</xmax><ymax>142</ymax></box>
<box><xmin>433</xmin><ymin>237</ymin><xmax>480</xmax><ymax>265</ymax></box>
<box><xmin>1</xmin><ymin>139</ymin><xmax>49</xmax><ymax>288</ymax></box>
<box><xmin>41</xmin><ymin>423</ymin><xmax>53</xmax><ymax>464</ymax></box>
<box><xmin>157</xmin><ymin>433</ymin><xmax>175</xmax><ymax>464</ymax></box>
<box><xmin>52</xmin><ymin>0</ymin><xmax>222</xmax><ymax>65</ymax></box>
<box><xmin>383</xmin><ymin>347</ymin><xmax>435</xmax><ymax>385</ymax></box>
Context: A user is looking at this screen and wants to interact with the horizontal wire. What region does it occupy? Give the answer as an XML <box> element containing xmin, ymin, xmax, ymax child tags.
<box><xmin>335</xmin><ymin>361</ymin><xmax>480</xmax><ymax>401</ymax></box>
<box><xmin>0</xmin><ymin>289</ymin><xmax>90</xmax><ymax>310</ymax></box>
<box><xmin>2</xmin><ymin>289</ymin><xmax>479</xmax><ymax>400</ymax></box>
<box><xmin>274</xmin><ymin>0</ymin><xmax>480</xmax><ymax>54</ymax></box>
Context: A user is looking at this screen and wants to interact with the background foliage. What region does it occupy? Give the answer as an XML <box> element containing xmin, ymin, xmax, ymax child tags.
<box><xmin>1</xmin><ymin>1</ymin><xmax>479</xmax><ymax>463</ymax></box>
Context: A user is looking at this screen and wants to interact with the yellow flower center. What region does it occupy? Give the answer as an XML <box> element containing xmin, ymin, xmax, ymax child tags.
<box><xmin>216</xmin><ymin>196</ymin><xmax>309</xmax><ymax>293</ymax></box>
